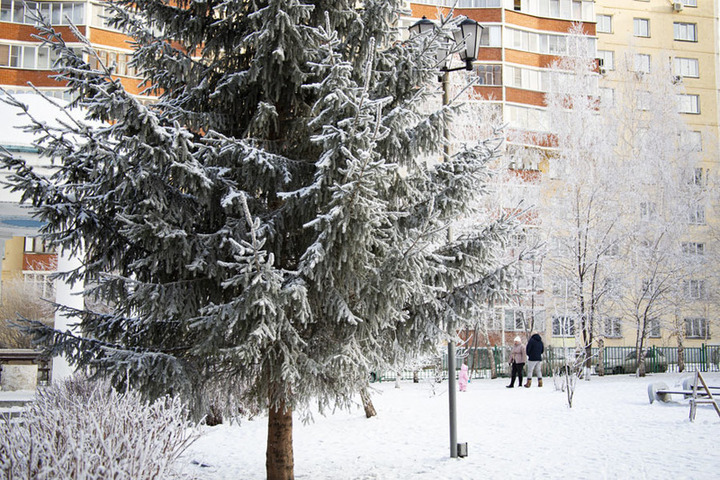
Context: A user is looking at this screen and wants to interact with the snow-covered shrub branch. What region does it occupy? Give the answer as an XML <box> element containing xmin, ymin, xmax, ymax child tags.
<box><xmin>0</xmin><ymin>376</ymin><xmax>198</xmax><ymax>479</ymax></box>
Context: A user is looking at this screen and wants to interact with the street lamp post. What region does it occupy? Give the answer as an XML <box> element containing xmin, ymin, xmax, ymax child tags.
<box><xmin>408</xmin><ymin>15</ymin><xmax>483</xmax><ymax>460</ymax></box>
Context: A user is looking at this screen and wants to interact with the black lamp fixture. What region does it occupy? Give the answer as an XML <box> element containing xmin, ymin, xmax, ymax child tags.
<box><xmin>408</xmin><ymin>15</ymin><xmax>483</xmax><ymax>72</ymax></box>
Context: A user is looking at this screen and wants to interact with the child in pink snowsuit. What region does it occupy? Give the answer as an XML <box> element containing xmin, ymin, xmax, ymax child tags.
<box><xmin>458</xmin><ymin>363</ymin><xmax>469</xmax><ymax>392</ymax></box>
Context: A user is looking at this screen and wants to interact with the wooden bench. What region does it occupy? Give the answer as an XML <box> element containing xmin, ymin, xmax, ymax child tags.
<box><xmin>648</xmin><ymin>372</ymin><xmax>720</xmax><ymax>422</ymax></box>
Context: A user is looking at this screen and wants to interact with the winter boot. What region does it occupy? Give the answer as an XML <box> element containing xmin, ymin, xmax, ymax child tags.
<box><xmin>538</xmin><ymin>379</ymin><xmax>543</xmax><ymax>387</ymax></box>
<box><xmin>524</xmin><ymin>379</ymin><xmax>532</xmax><ymax>388</ymax></box>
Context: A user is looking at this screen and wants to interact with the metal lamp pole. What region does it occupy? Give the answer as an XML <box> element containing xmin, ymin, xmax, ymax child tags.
<box><xmin>409</xmin><ymin>15</ymin><xmax>483</xmax><ymax>459</ymax></box>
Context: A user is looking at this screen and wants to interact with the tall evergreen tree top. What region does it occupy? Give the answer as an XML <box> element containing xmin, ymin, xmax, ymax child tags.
<box><xmin>1</xmin><ymin>0</ymin><xmax>516</xmax><ymax>418</ymax></box>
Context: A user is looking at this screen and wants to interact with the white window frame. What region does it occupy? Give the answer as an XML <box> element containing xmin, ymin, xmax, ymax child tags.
<box><xmin>674</xmin><ymin>22</ymin><xmax>697</xmax><ymax>42</ymax></box>
<box><xmin>685</xmin><ymin>317</ymin><xmax>708</xmax><ymax>338</ymax></box>
<box><xmin>633</xmin><ymin>54</ymin><xmax>650</xmax><ymax>74</ymax></box>
<box><xmin>688</xmin><ymin>204</ymin><xmax>706</xmax><ymax>225</ymax></box>
<box><xmin>504</xmin><ymin>309</ymin><xmax>526</xmax><ymax>332</ymax></box>
<box><xmin>649</xmin><ymin>318</ymin><xmax>661</xmax><ymax>338</ymax></box>
<box><xmin>603</xmin><ymin>317</ymin><xmax>622</xmax><ymax>338</ymax></box>
<box><xmin>23</xmin><ymin>271</ymin><xmax>56</xmax><ymax>299</ymax></box>
<box><xmin>596</xmin><ymin>14</ymin><xmax>612</xmax><ymax>33</ymax></box>
<box><xmin>674</xmin><ymin>57</ymin><xmax>699</xmax><ymax>78</ymax></box>
<box><xmin>681</xmin><ymin>242</ymin><xmax>705</xmax><ymax>256</ymax></box>
<box><xmin>597</xmin><ymin>50</ymin><xmax>614</xmax><ymax>70</ymax></box>
<box><xmin>678</xmin><ymin>94</ymin><xmax>700</xmax><ymax>114</ymax></box>
<box><xmin>683</xmin><ymin>279</ymin><xmax>706</xmax><ymax>299</ymax></box>
<box><xmin>634</xmin><ymin>18</ymin><xmax>650</xmax><ymax>37</ymax></box>
<box><xmin>552</xmin><ymin>315</ymin><xmax>575</xmax><ymax>337</ymax></box>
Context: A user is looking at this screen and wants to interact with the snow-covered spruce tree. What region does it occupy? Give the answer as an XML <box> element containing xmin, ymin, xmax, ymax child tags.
<box><xmin>1</xmin><ymin>2</ymin><xmax>516</xmax><ymax>478</ymax></box>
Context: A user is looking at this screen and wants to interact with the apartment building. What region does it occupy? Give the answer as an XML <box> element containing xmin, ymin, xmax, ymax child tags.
<box><xmin>0</xmin><ymin>0</ymin><xmax>145</xmax><ymax>99</ymax></box>
<box><xmin>593</xmin><ymin>0</ymin><xmax>720</xmax><ymax>350</ymax></box>
<box><xmin>407</xmin><ymin>1</ymin><xmax>720</xmax><ymax>354</ymax></box>
<box><xmin>409</xmin><ymin>1</ymin><xmax>598</xmax><ymax>348</ymax></box>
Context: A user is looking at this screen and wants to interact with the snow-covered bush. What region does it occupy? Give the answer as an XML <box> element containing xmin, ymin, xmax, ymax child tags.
<box><xmin>0</xmin><ymin>376</ymin><xmax>198</xmax><ymax>479</ymax></box>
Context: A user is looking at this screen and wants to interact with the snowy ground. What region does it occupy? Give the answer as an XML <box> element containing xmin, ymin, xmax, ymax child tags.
<box><xmin>177</xmin><ymin>372</ymin><xmax>720</xmax><ymax>479</ymax></box>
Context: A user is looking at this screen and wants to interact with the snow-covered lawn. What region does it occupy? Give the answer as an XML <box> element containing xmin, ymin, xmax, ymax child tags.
<box><xmin>179</xmin><ymin>372</ymin><xmax>720</xmax><ymax>479</ymax></box>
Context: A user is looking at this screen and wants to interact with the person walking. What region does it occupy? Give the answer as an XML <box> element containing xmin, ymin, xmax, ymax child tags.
<box><xmin>507</xmin><ymin>336</ymin><xmax>527</xmax><ymax>388</ymax></box>
<box><xmin>525</xmin><ymin>333</ymin><xmax>544</xmax><ymax>388</ymax></box>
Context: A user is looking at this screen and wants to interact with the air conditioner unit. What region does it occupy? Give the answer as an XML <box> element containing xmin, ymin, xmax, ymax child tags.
<box><xmin>673</xmin><ymin>2</ymin><xmax>684</xmax><ymax>12</ymax></box>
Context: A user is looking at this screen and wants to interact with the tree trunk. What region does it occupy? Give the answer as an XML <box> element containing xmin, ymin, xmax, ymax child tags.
<box><xmin>597</xmin><ymin>338</ymin><xmax>605</xmax><ymax>376</ymax></box>
<box><xmin>360</xmin><ymin>388</ymin><xmax>377</xmax><ymax>418</ymax></box>
<box><xmin>487</xmin><ymin>346</ymin><xmax>497</xmax><ymax>379</ymax></box>
<box><xmin>267</xmin><ymin>402</ymin><xmax>294</xmax><ymax>480</ymax></box>
<box><xmin>678</xmin><ymin>330</ymin><xmax>685</xmax><ymax>373</ymax></box>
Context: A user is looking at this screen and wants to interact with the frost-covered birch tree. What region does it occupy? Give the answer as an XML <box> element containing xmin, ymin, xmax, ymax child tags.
<box><xmin>0</xmin><ymin>2</ymin><xmax>516</xmax><ymax>478</ymax></box>
<box><xmin>542</xmin><ymin>24</ymin><xmax>620</xmax><ymax>376</ymax></box>
<box><xmin>608</xmin><ymin>52</ymin><xmax>703</xmax><ymax>376</ymax></box>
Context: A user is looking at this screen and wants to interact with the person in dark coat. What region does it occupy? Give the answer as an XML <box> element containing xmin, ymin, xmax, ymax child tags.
<box><xmin>525</xmin><ymin>333</ymin><xmax>544</xmax><ymax>387</ymax></box>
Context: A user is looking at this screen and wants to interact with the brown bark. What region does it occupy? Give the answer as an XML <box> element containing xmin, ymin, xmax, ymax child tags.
<box><xmin>266</xmin><ymin>402</ymin><xmax>294</xmax><ymax>480</ymax></box>
<box><xmin>360</xmin><ymin>388</ymin><xmax>377</xmax><ymax>418</ymax></box>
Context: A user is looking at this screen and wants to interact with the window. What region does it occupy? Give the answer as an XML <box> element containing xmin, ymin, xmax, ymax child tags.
<box><xmin>682</xmin><ymin>0</ymin><xmax>697</xmax><ymax>6</ymax></box>
<box><xmin>674</xmin><ymin>23</ymin><xmax>697</xmax><ymax>42</ymax></box>
<box><xmin>504</xmin><ymin>309</ymin><xmax>526</xmax><ymax>331</ymax></box>
<box><xmin>506</xmin><ymin>28</ymin><xmax>572</xmax><ymax>56</ymax></box>
<box><xmin>640</xmin><ymin>201</ymin><xmax>657</xmax><ymax>220</ymax></box>
<box><xmin>634</xmin><ymin>18</ymin><xmax>650</xmax><ymax>37</ymax></box>
<box><xmin>23</xmin><ymin>272</ymin><xmax>55</xmax><ymax>298</ymax></box>
<box><xmin>597</xmin><ymin>50</ymin><xmax>614</xmax><ymax>70</ymax></box>
<box><xmin>604</xmin><ymin>277</ymin><xmax>621</xmax><ymax>298</ymax></box>
<box><xmin>24</xmin><ymin>236</ymin><xmax>55</xmax><ymax>254</ymax></box>
<box><xmin>0</xmin><ymin>0</ymin><xmax>84</xmax><ymax>25</ymax></box>
<box><xmin>687</xmin><ymin>166</ymin><xmax>706</xmax><ymax>186</ymax></box>
<box><xmin>681</xmin><ymin>242</ymin><xmax>705</xmax><ymax>255</ymax></box>
<box><xmin>551</xmin><ymin>279</ymin><xmax>575</xmax><ymax>298</ymax></box>
<box><xmin>596</xmin><ymin>14</ymin><xmax>612</xmax><ymax>33</ymax></box>
<box><xmin>685</xmin><ymin>317</ymin><xmax>708</xmax><ymax>338</ymax></box>
<box><xmin>633</xmin><ymin>54</ymin><xmax>650</xmax><ymax>73</ymax></box>
<box><xmin>649</xmin><ymin>318</ymin><xmax>661</xmax><ymax>338</ymax></box>
<box><xmin>599</xmin><ymin>87</ymin><xmax>614</xmax><ymax>108</ymax></box>
<box><xmin>552</xmin><ymin>315</ymin><xmax>575</xmax><ymax>337</ymax></box>
<box><xmin>479</xmin><ymin>25</ymin><xmax>501</xmax><ymax>48</ymax></box>
<box><xmin>506</xmin><ymin>65</ymin><xmax>547</xmax><ymax>91</ymax></box>
<box><xmin>681</xmin><ymin>131</ymin><xmax>702</xmax><ymax>152</ymax></box>
<box><xmin>678</xmin><ymin>94</ymin><xmax>700</xmax><ymax>114</ymax></box>
<box><xmin>0</xmin><ymin>44</ymin><xmax>66</xmax><ymax>70</ymax></box>
<box><xmin>549</xmin><ymin>0</ymin><xmax>559</xmax><ymax>17</ymax></box>
<box><xmin>683</xmin><ymin>280</ymin><xmax>706</xmax><ymax>299</ymax></box>
<box><xmin>674</xmin><ymin>57</ymin><xmax>699</xmax><ymax>78</ymax></box>
<box><xmin>475</xmin><ymin>64</ymin><xmax>502</xmax><ymax>86</ymax></box>
<box><xmin>604</xmin><ymin>318</ymin><xmax>622</xmax><ymax>338</ymax></box>
<box><xmin>688</xmin><ymin>204</ymin><xmax>705</xmax><ymax>225</ymax></box>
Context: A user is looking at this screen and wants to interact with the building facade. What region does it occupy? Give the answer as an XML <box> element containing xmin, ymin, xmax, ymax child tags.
<box><xmin>407</xmin><ymin>0</ymin><xmax>720</xmax><ymax>354</ymax></box>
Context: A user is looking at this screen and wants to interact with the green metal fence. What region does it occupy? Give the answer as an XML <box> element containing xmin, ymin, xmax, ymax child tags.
<box><xmin>368</xmin><ymin>344</ymin><xmax>720</xmax><ymax>382</ymax></box>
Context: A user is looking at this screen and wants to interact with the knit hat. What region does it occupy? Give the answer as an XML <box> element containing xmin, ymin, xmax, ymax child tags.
<box><xmin>514</xmin><ymin>336</ymin><xmax>521</xmax><ymax>343</ymax></box>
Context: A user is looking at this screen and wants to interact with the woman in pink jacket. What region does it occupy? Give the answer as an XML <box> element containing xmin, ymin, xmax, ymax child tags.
<box><xmin>507</xmin><ymin>336</ymin><xmax>527</xmax><ymax>388</ymax></box>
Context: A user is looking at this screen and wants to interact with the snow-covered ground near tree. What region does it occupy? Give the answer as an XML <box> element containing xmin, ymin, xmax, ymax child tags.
<box><xmin>178</xmin><ymin>372</ymin><xmax>720</xmax><ymax>479</ymax></box>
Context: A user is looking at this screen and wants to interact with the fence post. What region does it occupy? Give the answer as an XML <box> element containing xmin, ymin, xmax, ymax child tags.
<box><xmin>702</xmin><ymin>344</ymin><xmax>707</xmax><ymax>373</ymax></box>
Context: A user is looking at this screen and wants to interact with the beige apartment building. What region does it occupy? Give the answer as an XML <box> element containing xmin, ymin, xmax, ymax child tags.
<box><xmin>406</xmin><ymin>1</ymin><xmax>720</xmax><ymax>358</ymax></box>
<box><xmin>591</xmin><ymin>0</ymin><xmax>719</xmax><ymax>351</ymax></box>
